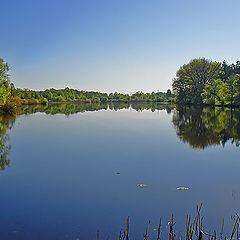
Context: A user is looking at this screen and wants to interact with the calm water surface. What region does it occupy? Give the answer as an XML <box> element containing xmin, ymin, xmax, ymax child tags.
<box><xmin>0</xmin><ymin>103</ymin><xmax>240</xmax><ymax>239</ymax></box>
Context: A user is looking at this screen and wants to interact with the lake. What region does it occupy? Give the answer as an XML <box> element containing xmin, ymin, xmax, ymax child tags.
<box><xmin>0</xmin><ymin>103</ymin><xmax>240</xmax><ymax>240</ymax></box>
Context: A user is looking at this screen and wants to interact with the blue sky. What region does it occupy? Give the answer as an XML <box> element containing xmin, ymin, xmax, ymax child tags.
<box><xmin>0</xmin><ymin>0</ymin><xmax>240</xmax><ymax>93</ymax></box>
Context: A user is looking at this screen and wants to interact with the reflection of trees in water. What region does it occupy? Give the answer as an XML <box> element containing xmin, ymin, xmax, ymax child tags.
<box><xmin>23</xmin><ymin>103</ymin><xmax>109</xmax><ymax>116</ymax></box>
<box><xmin>3</xmin><ymin>103</ymin><xmax>240</xmax><ymax>167</ymax></box>
<box><xmin>131</xmin><ymin>102</ymin><xmax>173</xmax><ymax>113</ymax></box>
<box><xmin>22</xmin><ymin>102</ymin><xmax>174</xmax><ymax>115</ymax></box>
<box><xmin>172</xmin><ymin>106</ymin><xmax>240</xmax><ymax>149</ymax></box>
<box><xmin>8</xmin><ymin>103</ymin><xmax>240</xmax><ymax>155</ymax></box>
<box><xmin>0</xmin><ymin>114</ymin><xmax>16</xmax><ymax>170</ymax></box>
<box><xmin>2</xmin><ymin>102</ymin><xmax>172</xmax><ymax>171</ymax></box>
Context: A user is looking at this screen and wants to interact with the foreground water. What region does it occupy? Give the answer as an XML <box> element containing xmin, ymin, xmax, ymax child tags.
<box><xmin>0</xmin><ymin>103</ymin><xmax>240</xmax><ymax>240</ymax></box>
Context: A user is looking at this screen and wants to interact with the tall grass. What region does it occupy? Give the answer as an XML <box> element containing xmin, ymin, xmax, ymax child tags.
<box><xmin>97</xmin><ymin>204</ymin><xmax>240</xmax><ymax>240</ymax></box>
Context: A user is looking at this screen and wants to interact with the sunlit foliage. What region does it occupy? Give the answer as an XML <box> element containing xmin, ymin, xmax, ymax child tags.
<box><xmin>172</xmin><ymin>58</ymin><xmax>222</xmax><ymax>104</ymax></box>
<box><xmin>172</xmin><ymin>58</ymin><xmax>240</xmax><ymax>106</ymax></box>
<box><xmin>12</xmin><ymin>88</ymin><xmax>174</xmax><ymax>104</ymax></box>
<box><xmin>0</xmin><ymin>58</ymin><xmax>11</xmax><ymax>106</ymax></box>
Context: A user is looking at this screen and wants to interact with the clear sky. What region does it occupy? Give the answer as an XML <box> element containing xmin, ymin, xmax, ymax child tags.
<box><xmin>0</xmin><ymin>0</ymin><xmax>240</xmax><ymax>93</ymax></box>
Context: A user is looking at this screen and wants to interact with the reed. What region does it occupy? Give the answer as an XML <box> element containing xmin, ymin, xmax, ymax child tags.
<box><xmin>141</xmin><ymin>220</ymin><xmax>150</xmax><ymax>240</ymax></box>
<box><xmin>157</xmin><ymin>217</ymin><xmax>162</xmax><ymax>240</ymax></box>
<box><xmin>126</xmin><ymin>216</ymin><xmax>129</xmax><ymax>240</ymax></box>
<box><xmin>98</xmin><ymin>204</ymin><xmax>240</xmax><ymax>240</ymax></box>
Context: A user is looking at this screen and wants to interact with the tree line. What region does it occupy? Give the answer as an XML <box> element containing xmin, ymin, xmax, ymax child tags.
<box><xmin>11</xmin><ymin>87</ymin><xmax>174</xmax><ymax>104</ymax></box>
<box><xmin>2</xmin><ymin>56</ymin><xmax>240</xmax><ymax>112</ymax></box>
<box><xmin>172</xmin><ymin>58</ymin><xmax>240</xmax><ymax>106</ymax></box>
<box><xmin>0</xmin><ymin>57</ymin><xmax>174</xmax><ymax>113</ymax></box>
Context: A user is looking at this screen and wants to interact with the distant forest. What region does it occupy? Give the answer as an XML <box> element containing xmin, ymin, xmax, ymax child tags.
<box><xmin>12</xmin><ymin>87</ymin><xmax>174</xmax><ymax>104</ymax></box>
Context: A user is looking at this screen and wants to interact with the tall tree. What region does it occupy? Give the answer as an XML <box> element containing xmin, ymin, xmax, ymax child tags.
<box><xmin>172</xmin><ymin>58</ymin><xmax>222</xmax><ymax>104</ymax></box>
<box><xmin>0</xmin><ymin>58</ymin><xmax>11</xmax><ymax>105</ymax></box>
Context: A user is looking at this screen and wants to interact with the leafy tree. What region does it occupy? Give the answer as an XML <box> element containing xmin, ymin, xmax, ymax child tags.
<box><xmin>201</xmin><ymin>79</ymin><xmax>229</xmax><ymax>105</ymax></box>
<box><xmin>0</xmin><ymin>58</ymin><xmax>10</xmax><ymax>82</ymax></box>
<box><xmin>202</xmin><ymin>74</ymin><xmax>240</xmax><ymax>106</ymax></box>
<box><xmin>10</xmin><ymin>83</ymin><xmax>15</xmax><ymax>96</ymax></box>
<box><xmin>166</xmin><ymin>89</ymin><xmax>172</xmax><ymax>97</ymax></box>
<box><xmin>221</xmin><ymin>60</ymin><xmax>232</xmax><ymax>82</ymax></box>
<box><xmin>172</xmin><ymin>58</ymin><xmax>222</xmax><ymax>104</ymax></box>
<box><xmin>0</xmin><ymin>80</ymin><xmax>11</xmax><ymax>105</ymax></box>
<box><xmin>0</xmin><ymin>58</ymin><xmax>11</xmax><ymax>105</ymax></box>
<box><xmin>39</xmin><ymin>97</ymin><xmax>48</xmax><ymax>105</ymax></box>
<box><xmin>221</xmin><ymin>60</ymin><xmax>240</xmax><ymax>81</ymax></box>
<box><xmin>232</xmin><ymin>74</ymin><xmax>240</xmax><ymax>105</ymax></box>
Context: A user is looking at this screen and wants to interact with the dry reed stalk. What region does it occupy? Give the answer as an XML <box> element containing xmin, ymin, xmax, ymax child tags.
<box><xmin>157</xmin><ymin>217</ymin><xmax>162</xmax><ymax>240</ymax></box>
<box><xmin>144</xmin><ymin>221</ymin><xmax>150</xmax><ymax>240</ymax></box>
<box><xmin>126</xmin><ymin>216</ymin><xmax>130</xmax><ymax>240</ymax></box>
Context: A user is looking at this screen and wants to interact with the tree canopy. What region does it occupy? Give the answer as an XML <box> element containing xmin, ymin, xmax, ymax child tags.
<box><xmin>172</xmin><ymin>58</ymin><xmax>222</xmax><ymax>105</ymax></box>
<box><xmin>0</xmin><ymin>58</ymin><xmax>11</xmax><ymax>105</ymax></box>
<box><xmin>12</xmin><ymin>87</ymin><xmax>174</xmax><ymax>104</ymax></box>
<box><xmin>172</xmin><ymin>58</ymin><xmax>240</xmax><ymax>106</ymax></box>
<box><xmin>201</xmin><ymin>74</ymin><xmax>240</xmax><ymax>106</ymax></box>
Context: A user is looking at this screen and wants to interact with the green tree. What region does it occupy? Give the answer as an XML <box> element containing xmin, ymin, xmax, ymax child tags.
<box><xmin>0</xmin><ymin>80</ymin><xmax>10</xmax><ymax>105</ymax></box>
<box><xmin>202</xmin><ymin>74</ymin><xmax>240</xmax><ymax>106</ymax></box>
<box><xmin>232</xmin><ymin>74</ymin><xmax>240</xmax><ymax>105</ymax></box>
<box><xmin>166</xmin><ymin>89</ymin><xmax>172</xmax><ymax>98</ymax></box>
<box><xmin>172</xmin><ymin>58</ymin><xmax>222</xmax><ymax>104</ymax></box>
<box><xmin>0</xmin><ymin>58</ymin><xmax>11</xmax><ymax>105</ymax></box>
<box><xmin>10</xmin><ymin>83</ymin><xmax>15</xmax><ymax>96</ymax></box>
<box><xmin>201</xmin><ymin>79</ymin><xmax>229</xmax><ymax>106</ymax></box>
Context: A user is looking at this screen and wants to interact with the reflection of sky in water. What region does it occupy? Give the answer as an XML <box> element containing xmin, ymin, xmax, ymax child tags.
<box><xmin>0</xmin><ymin>108</ymin><xmax>239</xmax><ymax>239</ymax></box>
